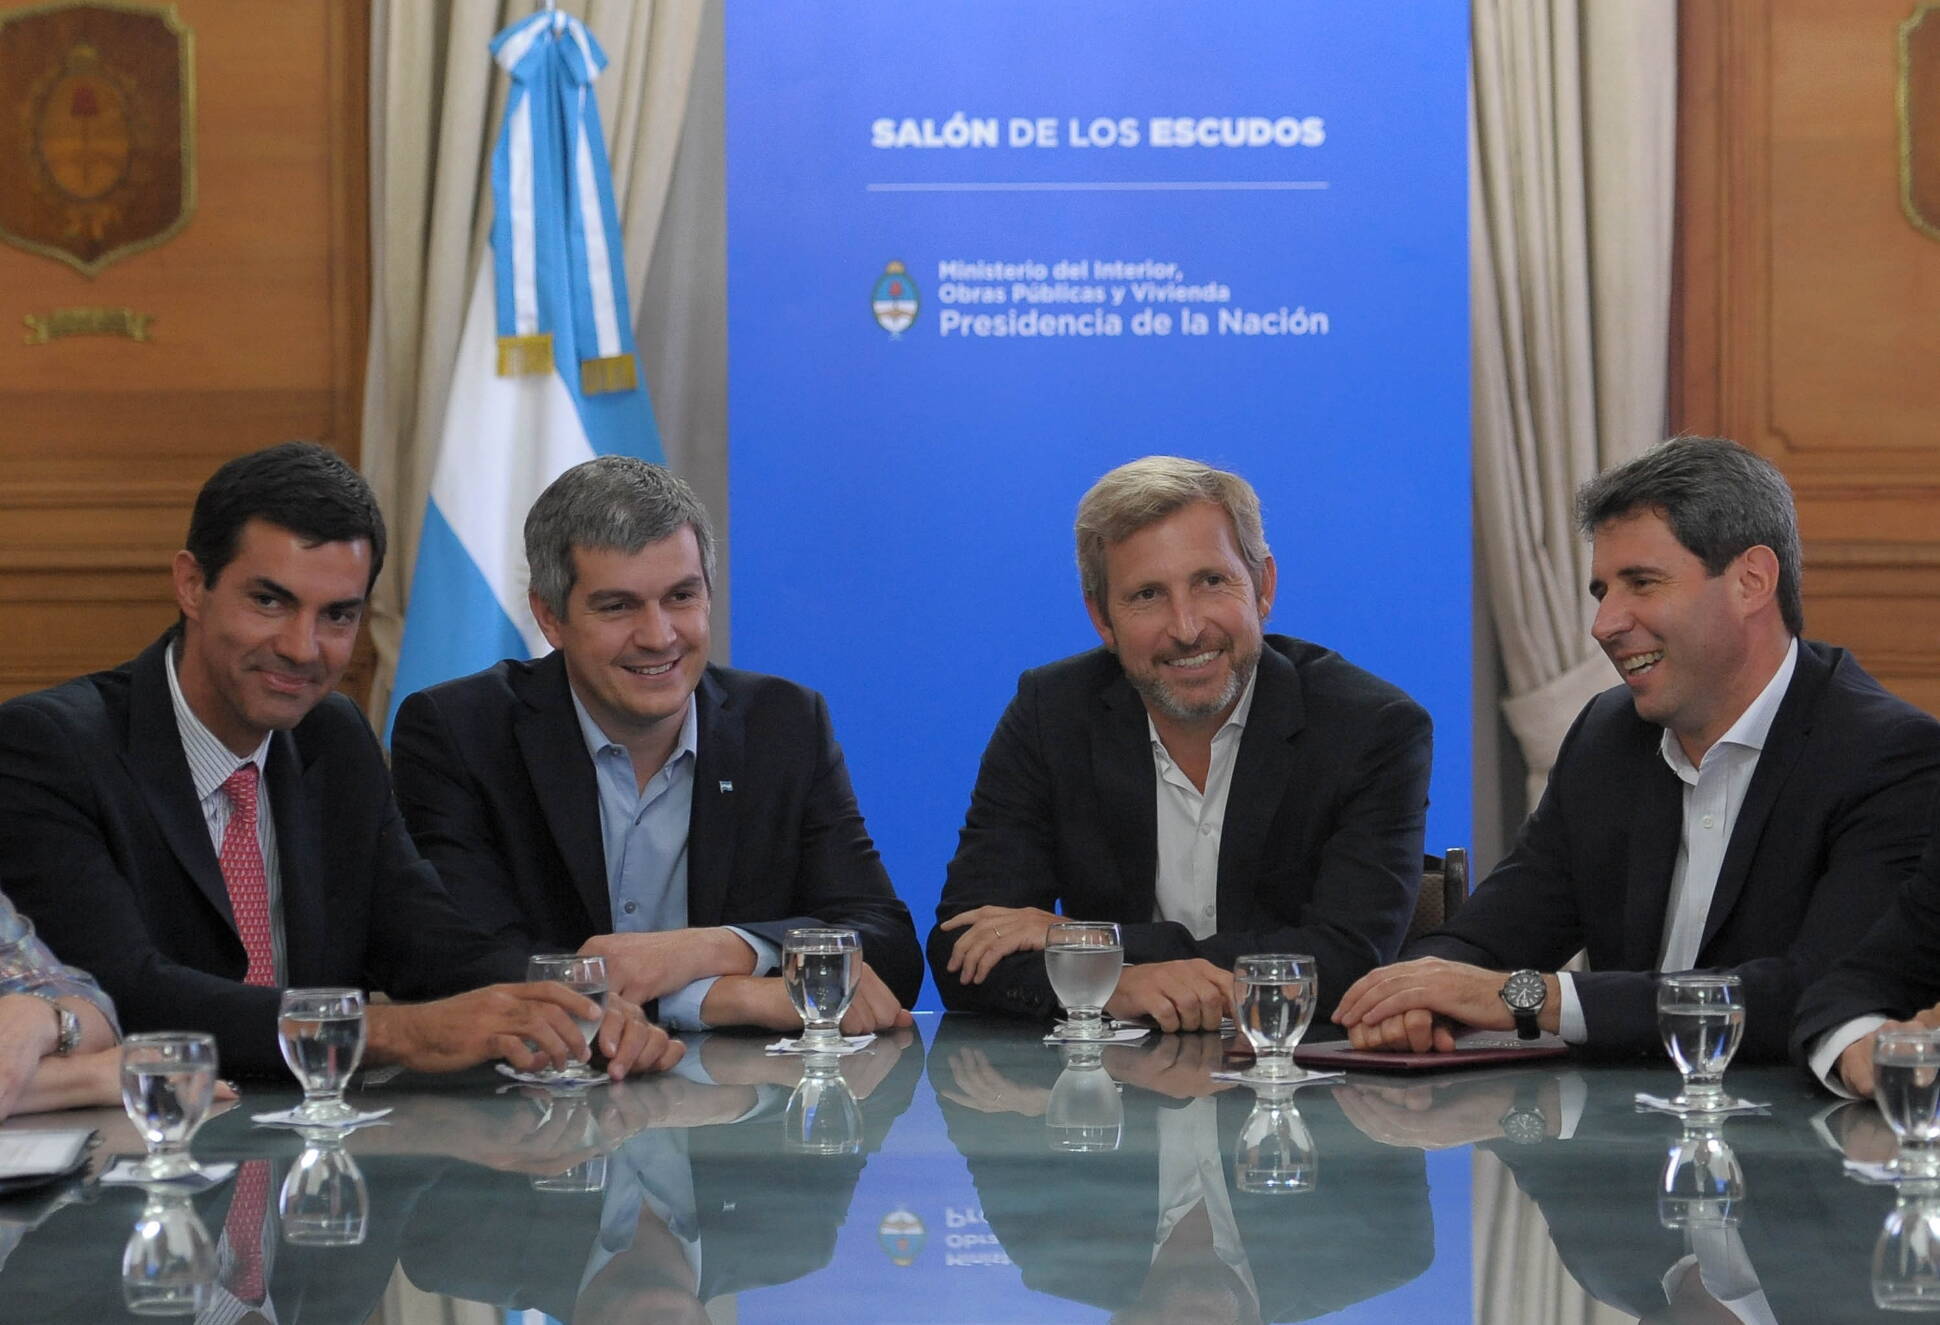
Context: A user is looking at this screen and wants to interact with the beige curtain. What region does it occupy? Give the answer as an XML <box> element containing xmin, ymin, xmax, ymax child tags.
<box><xmin>367</xmin><ymin>1262</ymin><xmax>500</xmax><ymax>1325</ymax></box>
<box><xmin>1473</xmin><ymin>1150</ymin><xmax>1641</xmax><ymax>1324</ymax></box>
<box><xmin>1472</xmin><ymin>0</ymin><xmax>1678</xmax><ymax>807</ymax></box>
<box><xmin>360</xmin><ymin>0</ymin><xmax>705</xmax><ymax>723</ymax></box>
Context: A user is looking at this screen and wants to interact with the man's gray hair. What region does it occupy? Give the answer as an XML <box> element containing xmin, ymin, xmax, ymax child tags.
<box><xmin>1074</xmin><ymin>456</ymin><xmax>1271</xmax><ymax>604</ymax></box>
<box><xmin>1575</xmin><ymin>435</ymin><xmax>1803</xmax><ymax>635</ymax></box>
<box><xmin>524</xmin><ymin>456</ymin><xmax>717</xmax><ymax>615</ymax></box>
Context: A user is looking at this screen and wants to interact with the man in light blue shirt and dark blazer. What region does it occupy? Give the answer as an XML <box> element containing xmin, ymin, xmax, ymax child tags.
<box><xmin>392</xmin><ymin>457</ymin><xmax>921</xmax><ymax>1032</ymax></box>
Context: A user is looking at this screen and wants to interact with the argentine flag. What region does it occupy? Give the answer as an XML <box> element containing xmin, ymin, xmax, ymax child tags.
<box><xmin>387</xmin><ymin>9</ymin><xmax>662</xmax><ymax>735</ymax></box>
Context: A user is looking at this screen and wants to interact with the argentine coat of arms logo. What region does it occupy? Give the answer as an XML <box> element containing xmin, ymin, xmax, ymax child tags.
<box><xmin>0</xmin><ymin>1</ymin><xmax>196</xmax><ymax>277</ymax></box>
<box><xmin>872</xmin><ymin>260</ymin><xmax>919</xmax><ymax>335</ymax></box>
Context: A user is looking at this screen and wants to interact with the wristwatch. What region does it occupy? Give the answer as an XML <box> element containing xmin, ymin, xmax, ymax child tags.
<box><xmin>1499</xmin><ymin>970</ymin><xmax>1546</xmax><ymax>1041</ymax></box>
<box><xmin>31</xmin><ymin>993</ymin><xmax>80</xmax><ymax>1056</ymax></box>
<box><xmin>1498</xmin><ymin>1077</ymin><xmax>1550</xmax><ymax>1145</ymax></box>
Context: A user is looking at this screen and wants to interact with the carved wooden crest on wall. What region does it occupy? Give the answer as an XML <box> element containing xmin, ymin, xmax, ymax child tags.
<box><xmin>1905</xmin><ymin>3</ymin><xmax>1940</xmax><ymax>241</ymax></box>
<box><xmin>0</xmin><ymin>1</ymin><xmax>194</xmax><ymax>277</ymax></box>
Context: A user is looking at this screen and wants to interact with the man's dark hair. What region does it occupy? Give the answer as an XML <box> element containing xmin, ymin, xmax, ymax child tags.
<box><xmin>184</xmin><ymin>442</ymin><xmax>387</xmax><ymax>592</ymax></box>
<box><xmin>1575</xmin><ymin>435</ymin><xmax>1804</xmax><ymax>636</ymax></box>
<box><xmin>524</xmin><ymin>456</ymin><xmax>715</xmax><ymax>616</ymax></box>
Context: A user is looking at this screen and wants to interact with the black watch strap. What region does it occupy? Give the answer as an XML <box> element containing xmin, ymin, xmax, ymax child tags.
<box><xmin>1499</xmin><ymin>970</ymin><xmax>1546</xmax><ymax>1041</ymax></box>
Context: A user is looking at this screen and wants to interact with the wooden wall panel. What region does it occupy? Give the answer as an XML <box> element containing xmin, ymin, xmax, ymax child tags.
<box><xmin>1676</xmin><ymin>0</ymin><xmax>1940</xmax><ymax>710</ymax></box>
<box><xmin>0</xmin><ymin>0</ymin><xmax>367</xmax><ymax>702</ymax></box>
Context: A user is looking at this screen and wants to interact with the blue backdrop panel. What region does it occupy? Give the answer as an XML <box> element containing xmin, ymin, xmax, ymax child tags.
<box><xmin>726</xmin><ymin>3</ymin><xmax>1470</xmax><ymax>1011</ymax></box>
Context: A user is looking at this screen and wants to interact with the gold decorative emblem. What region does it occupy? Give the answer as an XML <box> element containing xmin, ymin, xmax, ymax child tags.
<box><xmin>1902</xmin><ymin>2</ymin><xmax>1940</xmax><ymax>241</ymax></box>
<box><xmin>0</xmin><ymin>2</ymin><xmax>195</xmax><ymax>277</ymax></box>
<box><xmin>23</xmin><ymin>305</ymin><xmax>152</xmax><ymax>343</ymax></box>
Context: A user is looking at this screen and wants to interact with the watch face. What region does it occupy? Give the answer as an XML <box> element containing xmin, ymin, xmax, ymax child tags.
<box><xmin>1501</xmin><ymin>1109</ymin><xmax>1548</xmax><ymax>1145</ymax></box>
<box><xmin>1502</xmin><ymin>971</ymin><xmax>1545</xmax><ymax>1012</ymax></box>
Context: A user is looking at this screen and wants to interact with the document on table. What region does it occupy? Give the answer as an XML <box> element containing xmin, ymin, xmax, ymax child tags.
<box><xmin>0</xmin><ymin>1129</ymin><xmax>94</xmax><ymax>1186</ymax></box>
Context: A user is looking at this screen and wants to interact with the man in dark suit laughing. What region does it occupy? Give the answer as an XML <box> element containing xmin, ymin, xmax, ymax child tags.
<box><xmin>1338</xmin><ymin>437</ymin><xmax>1940</xmax><ymax>1062</ymax></box>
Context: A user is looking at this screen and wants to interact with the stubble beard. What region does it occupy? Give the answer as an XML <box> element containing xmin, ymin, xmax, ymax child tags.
<box><xmin>1127</xmin><ymin>641</ymin><xmax>1262</xmax><ymax>725</ymax></box>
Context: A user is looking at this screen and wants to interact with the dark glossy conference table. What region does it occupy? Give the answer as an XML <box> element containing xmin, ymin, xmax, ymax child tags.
<box><xmin>0</xmin><ymin>1013</ymin><xmax>1921</xmax><ymax>1324</ymax></box>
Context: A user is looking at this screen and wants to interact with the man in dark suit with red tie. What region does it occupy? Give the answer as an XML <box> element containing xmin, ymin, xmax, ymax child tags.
<box><xmin>0</xmin><ymin>443</ymin><xmax>680</xmax><ymax>1078</ymax></box>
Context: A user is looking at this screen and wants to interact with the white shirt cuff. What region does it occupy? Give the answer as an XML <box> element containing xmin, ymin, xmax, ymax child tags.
<box><xmin>1809</xmin><ymin>1015</ymin><xmax>1889</xmax><ymax>1099</ymax></box>
<box><xmin>1556</xmin><ymin>972</ymin><xmax>1588</xmax><ymax>1045</ymax></box>
<box><xmin>1554</xmin><ymin>1071</ymin><xmax>1588</xmax><ymax>1140</ymax></box>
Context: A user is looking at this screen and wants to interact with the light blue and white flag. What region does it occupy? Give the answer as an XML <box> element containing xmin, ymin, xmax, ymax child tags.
<box><xmin>388</xmin><ymin>9</ymin><xmax>661</xmax><ymax>735</ymax></box>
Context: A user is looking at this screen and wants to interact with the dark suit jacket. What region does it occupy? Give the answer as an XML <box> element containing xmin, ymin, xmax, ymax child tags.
<box><xmin>0</xmin><ymin>1134</ymin><xmax>445</xmax><ymax>1325</ymax></box>
<box><xmin>1413</xmin><ymin>640</ymin><xmax>1940</xmax><ymax>1063</ymax></box>
<box><xmin>927</xmin><ymin>635</ymin><xmax>1432</xmax><ymax>1020</ymax></box>
<box><xmin>928</xmin><ymin>1016</ymin><xmax>1432</xmax><ymax>1322</ymax></box>
<box><xmin>401</xmin><ymin>1036</ymin><xmax>924</xmax><ymax>1319</ymax></box>
<box><xmin>1483</xmin><ymin>1073</ymin><xmax>1891</xmax><ymax>1322</ymax></box>
<box><xmin>0</xmin><ymin>633</ymin><xmax>527</xmax><ymax>1076</ymax></box>
<box><xmin>391</xmin><ymin>653</ymin><xmax>923</xmax><ymax>1007</ymax></box>
<box><xmin>1794</xmin><ymin>787</ymin><xmax>1940</xmax><ymax>1058</ymax></box>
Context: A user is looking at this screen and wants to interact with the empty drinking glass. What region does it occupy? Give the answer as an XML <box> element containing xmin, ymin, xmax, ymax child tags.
<box><xmin>783</xmin><ymin>928</ymin><xmax>861</xmax><ymax>1050</ymax></box>
<box><xmin>1235</xmin><ymin>1086</ymin><xmax>1318</xmax><ymax>1194</ymax></box>
<box><xmin>1875</xmin><ymin>1028</ymin><xmax>1940</xmax><ymax>1180</ymax></box>
<box><xmin>527</xmin><ymin>953</ymin><xmax>609</xmax><ymax>1085</ymax></box>
<box><xmin>279</xmin><ymin>1131</ymin><xmax>369</xmax><ymax>1245</ymax></box>
<box><xmin>277</xmin><ymin>988</ymin><xmax>366</xmax><ymax>1125</ymax></box>
<box><xmin>1045</xmin><ymin>1042</ymin><xmax>1123</xmax><ymax>1153</ymax></box>
<box><xmin>1045</xmin><ymin>921</ymin><xmax>1123</xmax><ymax>1041</ymax></box>
<box><xmin>121</xmin><ymin>1189</ymin><xmax>216</xmax><ymax>1315</ymax></box>
<box><xmin>784</xmin><ymin>1053</ymin><xmax>863</xmax><ymax>1154</ymax></box>
<box><xmin>120</xmin><ymin>1032</ymin><xmax>218</xmax><ymax>1182</ymax></box>
<box><xmin>1656</xmin><ymin>973</ymin><xmax>1748</xmax><ymax>1113</ymax></box>
<box><xmin>1234</xmin><ymin>953</ymin><xmax>1318</xmax><ymax>1083</ymax></box>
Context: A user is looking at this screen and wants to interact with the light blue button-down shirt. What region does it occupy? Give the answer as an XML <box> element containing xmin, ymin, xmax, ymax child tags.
<box><xmin>569</xmin><ymin>691</ymin><xmax>775</xmax><ymax>1029</ymax></box>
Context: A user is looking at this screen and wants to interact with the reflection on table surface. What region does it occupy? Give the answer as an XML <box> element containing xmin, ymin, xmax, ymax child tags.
<box><xmin>0</xmin><ymin>1015</ymin><xmax>1923</xmax><ymax>1323</ymax></box>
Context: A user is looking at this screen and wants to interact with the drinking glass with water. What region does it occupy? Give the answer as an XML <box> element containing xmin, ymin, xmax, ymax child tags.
<box><xmin>1235</xmin><ymin>1086</ymin><xmax>1318</xmax><ymax>1194</ymax></box>
<box><xmin>1875</xmin><ymin>1190</ymin><xmax>1940</xmax><ymax>1309</ymax></box>
<box><xmin>1658</xmin><ymin>1121</ymin><xmax>1744</xmax><ymax>1229</ymax></box>
<box><xmin>783</xmin><ymin>1053</ymin><xmax>863</xmax><ymax>1153</ymax></box>
<box><xmin>1656</xmin><ymin>973</ymin><xmax>1748</xmax><ymax>1114</ymax></box>
<box><xmin>527</xmin><ymin>1090</ymin><xmax>611</xmax><ymax>1194</ymax></box>
<box><xmin>1873</xmin><ymin>1027</ymin><xmax>1940</xmax><ymax>1179</ymax></box>
<box><xmin>279</xmin><ymin>1132</ymin><xmax>369</xmax><ymax>1245</ymax></box>
<box><xmin>526</xmin><ymin>953</ymin><xmax>609</xmax><ymax>1085</ymax></box>
<box><xmin>1045</xmin><ymin>921</ymin><xmax>1123</xmax><ymax>1041</ymax></box>
<box><xmin>278</xmin><ymin>988</ymin><xmax>367</xmax><ymax>1124</ymax></box>
<box><xmin>119</xmin><ymin>1031</ymin><xmax>218</xmax><ymax>1182</ymax></box>
<box><xmin>1234</xmin><ymin>953</ymin><xmax>1318</xmax><ymax>1083</ymax></box>
<box><xmin>121</xmin><ymin>1189</ymin><xmax>215</xmax><ymax>1315</ymax></box>
<box><xmin>783</xmin><ymin>928</ymin><xmax>861</xmax><ymax>1050</ymax></box>
<box><xmin>1045</xmin><ymin>1042</ymin><xmax>1123</xmax><ymax>1152</ymax></box>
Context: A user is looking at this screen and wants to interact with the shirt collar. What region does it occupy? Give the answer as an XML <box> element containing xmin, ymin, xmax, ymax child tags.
<box><xmin>164</xmin><ymin>637</ymin><xmax>272</xmax><ymax>802</ymax></box>
<box><xmin>1147</xmin><ymin>664</ymin><xmax>1260</xmax><ymax>758</ymax></box>
<box><xmin>568</xmin><ymin>685</ymin><xmax>699</xmax><ymax>772</ymax></box>
<box><xmin>1659</xmin><ymin>636</ymin><xmax>1799</xmax><ymax>778</ymax></box>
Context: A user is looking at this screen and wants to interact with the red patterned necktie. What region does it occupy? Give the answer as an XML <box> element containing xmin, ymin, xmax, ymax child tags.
<box><xmin>223</xmin><ymin>1158</ymin><xmax>271</xmax><ymax>1305</ymax></box>
<box><xmin>219</xmin><ymin>764</ymin><xmax>274</xmax><ymax>986</ymax></box>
